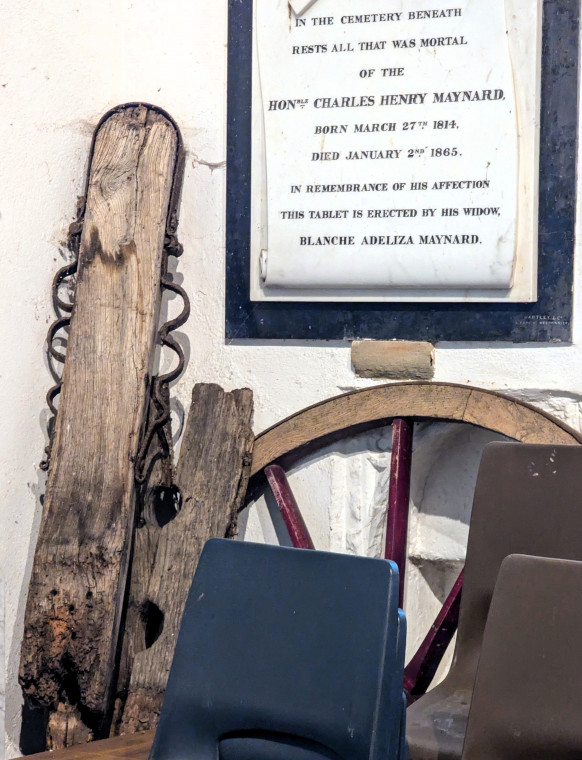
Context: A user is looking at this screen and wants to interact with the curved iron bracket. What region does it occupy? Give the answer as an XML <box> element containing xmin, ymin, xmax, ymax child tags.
<box><xmin>41</xmin><ymin>103</ymin><xmax>190</xmax><ymax>477</ymax></box>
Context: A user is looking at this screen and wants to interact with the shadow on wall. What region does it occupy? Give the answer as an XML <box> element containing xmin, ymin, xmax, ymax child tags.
<box><xmin>241</xmin><ymin>419</ymin><xmax>508</xmax><ymax>567</ymax></box>
<box><xmin>239</xmin><ymin>419</ymin><xmax>509</xmax><ymax>676</ymax></box>
<box><xmin>1</xmin><ymin>581</ymin><xmax>5</xmax><ymax>760</ymax></box>
<box><xmin>408</xmin><ymin>422</ymin><xmax>511</xmax><ymax>601</ymax></box>
<box><xmin>10</xmin><ymin>431</ymin><xmax>48</xmax><ymax>757</ymax></box>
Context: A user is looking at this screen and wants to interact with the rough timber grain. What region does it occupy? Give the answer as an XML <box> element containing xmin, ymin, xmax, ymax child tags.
<box><xmin>251</xmin><ymin>382</ymin><xmax>582</xmax><ymax>476</ymax></box>
<box><xmin>119</xmin><ymin>383</ymin><xmax>254</xmax><ymax>733</ymax></box>
<box><xmin>20</xmin><ymin>105</ymin><xmax>178</xmax><ymax>748</ymax></box>
<box><xmin>110</xmin><ymin>389</ymin><xmax>174</xmax><ymax>736</ymax></box>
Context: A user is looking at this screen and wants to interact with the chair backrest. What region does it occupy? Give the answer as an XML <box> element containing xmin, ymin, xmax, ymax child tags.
<box><xmin>149</xmin><ymin>539</ymin><xmax>406</xmax><ymax>760</ymax></box>
<box><xmin>448</xmin><ymin>441</ymin><xmax>582</xmax><ymax>689</ymax></box>
<box><xmin>462</xmin><ymin>553</ymin><xmax>582</xmax><ymax>759</ymax></box>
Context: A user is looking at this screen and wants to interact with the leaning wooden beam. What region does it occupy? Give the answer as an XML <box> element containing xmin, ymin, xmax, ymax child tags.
<box><xmin>20</xmin><ymin>104</ymin><xmax>182</xmax><ymax>748</ymax></box>
<box><xmin>110</xmin><ymin>389</ymin><xmax>175</xmax><ymax>735</ymax></box>
<box><xmin>118</xmin><ymin>383</ymin><xmax>254</xmax><ymax>733</ymax></box>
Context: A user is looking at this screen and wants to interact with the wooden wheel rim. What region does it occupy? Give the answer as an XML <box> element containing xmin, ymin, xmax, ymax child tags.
<box><xmin>251</xmin><ymin>382</ymin><xmax>582</xmax><ymax>477</ymax></box>
<box><xmin>245</xmin><ymin>382</ymin><xmax>582</xmax><ymax>699</ymax></box>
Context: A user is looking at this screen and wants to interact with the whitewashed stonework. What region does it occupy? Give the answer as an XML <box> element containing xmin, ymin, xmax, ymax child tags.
<box><xmin>251</xmin><ymin>0</ymin><xmax>541</xmax><ymax>301</ymax></box>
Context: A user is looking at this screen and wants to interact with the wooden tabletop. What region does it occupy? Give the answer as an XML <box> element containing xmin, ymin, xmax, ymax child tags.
<box><xmin>16</xmin><ymin>732</ymin><xmax>154</xmax><ymax>760</ymax></box>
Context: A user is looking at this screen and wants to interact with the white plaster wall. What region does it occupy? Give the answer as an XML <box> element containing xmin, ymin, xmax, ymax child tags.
<box><xmin>1</xmin><ymin>581</ymin><xmax>5</xmax><ymax>760</ymax></box>
<box><xmin>1</xmin><ymin>1</ymin><xmax>581</xmax><ymax>756</ymax></box>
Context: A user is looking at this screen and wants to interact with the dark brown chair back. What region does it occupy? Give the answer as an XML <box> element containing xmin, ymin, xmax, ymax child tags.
<box><xmin>462</xmin><ymin>553</ymin><xmax>582</xmax><ymax>759</ymax></box>
<box><xmin>452</xmin><ymin>442</ymin><xmax>582</xmax><ymax>685</ymax></box>
<box><xmin>408</xmin><ymin>442</ymin><xmax>582</xmax><ymax>760</ymax></box>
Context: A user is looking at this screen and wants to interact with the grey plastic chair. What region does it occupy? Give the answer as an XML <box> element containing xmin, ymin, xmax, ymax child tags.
<box><xmin>462</xmin><ymin>553</ymin><xmax>582</xmax><ymax>759</ymax></box>
<box><xmin>407</xmin><ymin>442</ymin><xmax>582</xmax><ymax>760</ymax></box>
<box><xmin>150</xmin><ymin>539</ymin><xmax>407</xmax><ymax>760</ymax></box>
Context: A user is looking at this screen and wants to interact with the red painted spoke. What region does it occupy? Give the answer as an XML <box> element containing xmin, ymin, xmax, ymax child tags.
<box><xmin>385</xmin><ymin>418</ymin><xmax>414</xmax><ymax>607</ymax></box>
<box><xmin>265</xmin><ymin>464</ymin><xmax>315</xmax><ymax>550</ymax></box>
<box><xmin>404</xmin><ymin>568</ymin><xmax>464</xmax><ymax>702</ymax></box>
<box><xmin>265</xmin><ymin>424</ymin><xmax>460</xmax><ymax>703</ymax></box>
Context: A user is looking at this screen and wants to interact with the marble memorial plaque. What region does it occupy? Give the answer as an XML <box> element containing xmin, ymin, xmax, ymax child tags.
<box><xmin>250</xmin><ymin>0</ymin><xmax>541</xmax><ymax>302</ymax></box>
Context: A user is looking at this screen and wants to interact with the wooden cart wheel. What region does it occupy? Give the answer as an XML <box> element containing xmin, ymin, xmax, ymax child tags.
<box><xmin>243</xmin><ymin>382</ymin><xmax>582</xmax><ymax>701</ymax></box>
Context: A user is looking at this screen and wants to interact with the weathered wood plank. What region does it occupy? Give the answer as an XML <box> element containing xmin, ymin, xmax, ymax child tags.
<box><xmin>251</xmin><ymin>382</ymin><xmax>582</xmax><ymax>476</ymax></box>
<box><xmin>20</xmin><ymin>105</ymin><xmax>179</xmax><ymax>748</ymax></box>
<box><xmin>110</xmin><ymin>388</ymin><xmax>175</xmax><ymax>736</ymax></box>
<box><xmin>118</xmin><ymin>383</ymin><xmax>254</xmax><ymax>733</ymax></box>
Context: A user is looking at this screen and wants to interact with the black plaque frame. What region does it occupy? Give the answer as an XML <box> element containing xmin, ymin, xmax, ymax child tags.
<box><xmin>226</xmin><ymin>0</ymin><xmax>578</xmax><ymax>342</ymax></box>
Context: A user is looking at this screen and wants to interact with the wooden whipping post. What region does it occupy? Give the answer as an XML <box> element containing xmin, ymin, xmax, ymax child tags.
<box><xmin>19</xmin><ymin>104</ymin><xmax>185</xmax><ymax>748</ymax></box>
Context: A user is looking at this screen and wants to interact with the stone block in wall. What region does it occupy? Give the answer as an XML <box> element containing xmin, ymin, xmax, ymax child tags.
<box><xmin>351</xmin><ymin>341</ymin><xmax>434</xmax><ymax>380</ymax></box>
